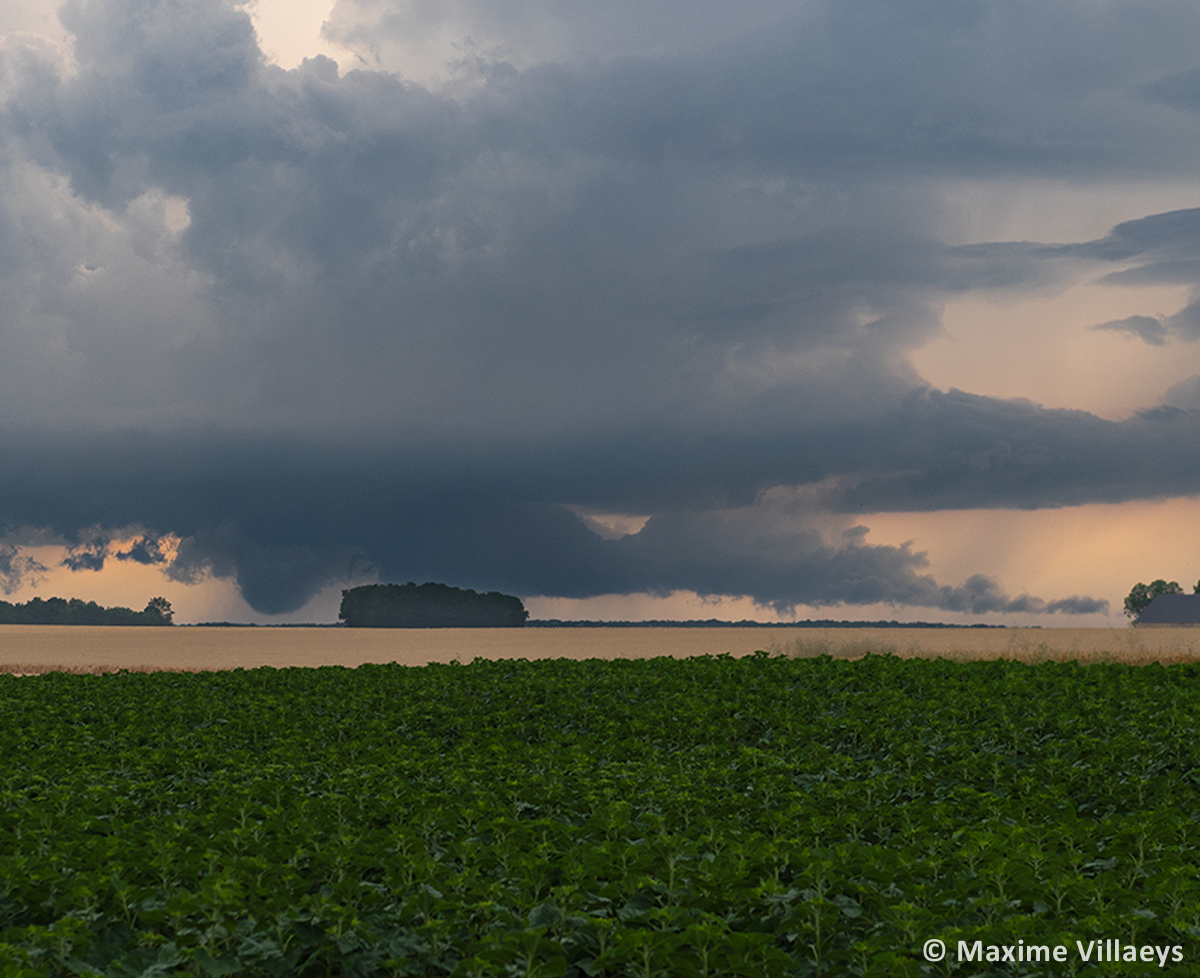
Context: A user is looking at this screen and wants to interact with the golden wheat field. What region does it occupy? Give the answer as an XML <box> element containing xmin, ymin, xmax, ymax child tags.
<box><xmin>2</xmin><ymin>625</ymin><xmax>1200</xmax><ymax>674</ymax></box>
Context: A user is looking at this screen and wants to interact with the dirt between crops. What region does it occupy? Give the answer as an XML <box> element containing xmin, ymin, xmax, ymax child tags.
<box><xmin>2</xmin><ymin>625</ymin><xmax>1200</xmax><ymax>674</ymax></box>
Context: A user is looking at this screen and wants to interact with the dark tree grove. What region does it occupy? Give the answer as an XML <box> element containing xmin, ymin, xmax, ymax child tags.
<box><xmin>339</xmin><ymin>582</ymin><xmax>528</xmax><ymax>628</ymax></box>
<box><xmin>0</xmin><ymin>596</ymin><xmax>174</xmax><ymax>625</ymax></box>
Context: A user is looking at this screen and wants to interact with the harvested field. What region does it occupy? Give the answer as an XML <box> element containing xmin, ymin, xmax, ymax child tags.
<box><xmin>771</xmin><ymin>625</ymin><xmax>1200</xmax><ymax>665</ymax></box>
<box><xmin>1</xmin><ymin>624</ymin><xmax>1199</xmax><ymax>673</ymax></box>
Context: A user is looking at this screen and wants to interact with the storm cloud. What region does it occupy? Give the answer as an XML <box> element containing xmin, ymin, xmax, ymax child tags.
<box><xmin>4</xmin><ymin>0</ymin><xmax>1200</xmax><ymax>615</ymax></box>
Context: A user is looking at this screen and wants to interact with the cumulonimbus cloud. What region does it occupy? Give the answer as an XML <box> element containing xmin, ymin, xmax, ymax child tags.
<box><xmin>1</xmin><ymin>0</ymin><xmax>1197</xmax><ymax>615</ymax></box>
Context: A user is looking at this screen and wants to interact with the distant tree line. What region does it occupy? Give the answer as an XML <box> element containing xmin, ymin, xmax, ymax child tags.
<box><xmin>339</xmin><ymin>583</ymin><xmax>528</xmax><ymax>628</ymax></box>
<box><xmin>526</xmin><ymin>619</ymin><xmax>1006</xmax><ymax>628</ymax></box>
<box><xmin>1124</xmin><ymin>580</ymin><xmax>1200</xmax><ymax>619</ymax></box>
<box><xmin>0</xmin><ymin>596</ymin><xmax>173</xmax><ymax>625</ymax></box>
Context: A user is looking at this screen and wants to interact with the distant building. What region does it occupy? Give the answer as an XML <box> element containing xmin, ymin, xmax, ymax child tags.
<box><xmin>1133</xmin><ymin>594</ymin><xmax>1200</xmax><ymax>627</ymax></box>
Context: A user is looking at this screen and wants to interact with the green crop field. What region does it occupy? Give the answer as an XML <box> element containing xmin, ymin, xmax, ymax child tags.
<box><xmin>3</xmin><ymin>653</ymin><xmax>1199</xmax><ymax>976</ymax></box>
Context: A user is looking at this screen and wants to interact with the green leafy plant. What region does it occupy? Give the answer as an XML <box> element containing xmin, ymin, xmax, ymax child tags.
<box><xmin>2</xmin><ymin>652</ymin><xmax>1199</xmax><ymax>975</ymax></box>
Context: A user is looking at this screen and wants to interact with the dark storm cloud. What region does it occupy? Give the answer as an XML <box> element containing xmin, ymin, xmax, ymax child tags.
<box><xmin>323</xmin><ymin>0</ymin><xmax>1200</xmax><ymax>178</ymax></box>
<box><xmin>824</xmin><ymin>392</ymin><xmax>1200</xmax><ymax>513</ymax></box>
<box><xmin>4</xmin><ymin>0</ymin><xmax>1200</xmax><ymax>615</ymax></box>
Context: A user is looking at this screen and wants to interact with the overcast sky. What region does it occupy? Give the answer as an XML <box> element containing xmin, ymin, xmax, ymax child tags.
<box><xmin>3</xmin><ymin>0</ymin><xmax>1200</xmax><ymax>624</ymax></box>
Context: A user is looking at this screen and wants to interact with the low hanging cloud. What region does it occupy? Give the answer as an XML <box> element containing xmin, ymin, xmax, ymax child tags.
<box><xmin>0</xmin><ymin>424</ymin><xmax>1124</xmax><ymax>615</ymax></box>
<box><xmin>575</xmin><ymin>514</ymin><xmax>1110</xmax><ymax>617</ymax></box>
<box><xmin>166</xmin><ymin>525</ymin><xmax>373</xmax><ymax>615</ymax></box>
<box><xmin>60</xmin><ymin>530</ymin><xmax>110</xmax><ymax>572</ymax></box>
<box><xmin>0</xmin><ymin>544</ymin><xmax>48</xmax><ymax>595</ymax></box>
<box><xmin>1091</xmin><ymin>315</ymin><xmax>1172</xmax><ymax>346</ymax></box>
<box><xmin>114</xmin><ymin>535</ymin><xmax>171</xmax><ymax>565</ymax></box>
<box><xmin>1161</xmin><ymin>375</ymin><xmax>1200</xmax><ymax>411</ymax></box>
<box><xmin>61</xmin><ymin>548</ymin><xmax>108</xmax><ymax>572</ymax></box>
<box><xmin>21</xmin><ymin>496</ymin><xmax>1113</xmax><ymax>617</ymax></box>
<box><xmin>59</xmin><ymin>531</ymin><xmax>172</xmax><ymax>571</ymax></box>
<box><xmin>1087</xmin><ymin>290</ymin><xmax>1200</xmax><ymax>346</ymax></box>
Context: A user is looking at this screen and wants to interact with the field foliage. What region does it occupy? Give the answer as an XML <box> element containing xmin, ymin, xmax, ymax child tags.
<box><xmin>2</xmin><ymin>653</ymin><xmax>1199</xmax><ymax>976</ymax></box>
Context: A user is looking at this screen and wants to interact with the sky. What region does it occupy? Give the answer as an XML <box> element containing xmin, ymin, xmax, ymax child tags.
<box><xmin>3</xmin><ymin>0</ymin><xmax>1200</xmax><ymax>625</ymax></box>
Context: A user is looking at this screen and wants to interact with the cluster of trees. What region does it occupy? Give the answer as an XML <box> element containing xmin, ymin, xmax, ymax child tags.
<box><xmin>1124</xmin><ymin>580</ymin><xmax>1200</xmax><ymax>619</ymax></box>
<box><xmin>339</xmin><ymin>583</ymin><xmax>528</xmax><ymax>628</ymax></box>
<box><xmin>0</xmin><ymin>596</ymin><xmax>173</xmax><ymax>625</ymax></box>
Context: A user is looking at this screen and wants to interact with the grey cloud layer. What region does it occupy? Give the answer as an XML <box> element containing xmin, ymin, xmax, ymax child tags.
<box><xmin>1060</xmin><ymin>208</ymin><xmax>1200</xmax><ymax>346</ymax></box>
<box><xmin>3</xmin><ymin>0</ymin><xmax>1199</xmax><ymax>614</ymax></box>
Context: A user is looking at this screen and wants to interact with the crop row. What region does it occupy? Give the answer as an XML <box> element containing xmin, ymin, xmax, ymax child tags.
<box><xmin>2</xmin><ymin>653</ymin><xmax>1200</xmax><ymax>975</ymax></box>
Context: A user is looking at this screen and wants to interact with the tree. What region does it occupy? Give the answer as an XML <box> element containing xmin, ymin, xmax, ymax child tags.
<box><xmin>1124</xmin><ymin>580</ymin><xmax>1184</xmax><ymax>619</ymax></box>
<box><xmin>143</xmin><ymin>597</ymin><xmax>174</xmax><ymax>624</ymax></box>
<box><xmin>339</xmin><ymin>582</ymin><xmax>528</xmax><ymax>628</ymax></box>
<box><xmin>0</xmin><ymin>595</ymin><xmax>175</xmax><ymax>624</ymax></box>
